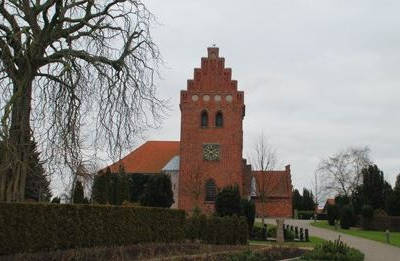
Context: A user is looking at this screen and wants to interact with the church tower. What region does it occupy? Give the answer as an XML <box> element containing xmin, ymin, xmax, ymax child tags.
<box><xmin>179</xmin><ymin>47</ymin><xmax>246</xmax><ymax>213</ymax></box>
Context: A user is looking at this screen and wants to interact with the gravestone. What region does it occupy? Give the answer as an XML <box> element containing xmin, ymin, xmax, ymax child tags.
<box><xmin>276</xmin><ymin>219</ymin><xmax>285</xmax><ymax>244</ymax></box>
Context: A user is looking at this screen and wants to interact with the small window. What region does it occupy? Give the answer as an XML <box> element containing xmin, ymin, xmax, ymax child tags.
<box><xmin>201</xmin><ymin>110</ymin><xmax>208</xmax><ymax>127</ymax></box>
<box><xmin>215</xmin><ymin>111</ymin><xmax>223</xmax><ymax>127</ymax></box>
<box><xmin>205</xmin><ymin>179</ymin><xmax>217</xmax><ymax>201</ymax></box>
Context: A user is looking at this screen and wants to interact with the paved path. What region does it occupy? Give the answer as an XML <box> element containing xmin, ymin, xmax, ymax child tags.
<box><xmin>257</xmin><ymin>218</ymin><xmax>400</xmax><ymax>261</ymax></box>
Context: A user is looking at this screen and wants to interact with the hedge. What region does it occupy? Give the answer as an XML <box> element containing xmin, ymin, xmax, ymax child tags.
<box><xmin>185</xmin><ymin>214</ymin><xmax>248</xmax><ymax>245</ymax></box>
<box><xmin>361</xmin><ymin>216</ymin><xmax>400</xmax><ymax>232</ymax></box>
<box><xmin>298</xmin><ymin>210</ymin><xmax>314</xmax><ymax>220</ymax></box>
<box><xmin>0</xmin><ymin>202</ymin><xmax>185</xmax><ymax>255</ymax></box>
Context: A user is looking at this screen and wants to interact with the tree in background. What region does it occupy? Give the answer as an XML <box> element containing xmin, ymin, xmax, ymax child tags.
<box><xmin>316</xmin><ymin>146</ymin><xmax>371</xmax><ymax>198</ymax></box>
<box><xmin>114</xmin><ymin>167</ymin><xmax>130</xmax><ymax>205</ymax></box>
<box><xmin>215</xmin><ymin>186</ymin><xmax>242</xmax><ymax>217</ymax></box>
<box><xmin>327</xmin><ymin>204</ymin><xmax>339</xmax><ymax>226</ymax></box>
<box><xmin>51</xmin><ymin>197</ymin><xmax>60</xmax><ymax>204</ymax></box>
<box><xmin>292</xmin><ymin>188</ymin><xmax>315</xmax><ymax>211</ymax></box>
<box><xmin>0</xmin><ymin>0</ymin><xmax>165</xmax><ymax>202</ymax></box>
<box><xmin>129</xmin><ymin>174</ymin><xmax>151</xmax><ymax>202</ymax></box>
<box><xmin>1</xmin><ymin>139</ymin><xmax>52</xmax><ymax>202</ymax></box>
<box><xmin>240</xmin><ymin>199</ymin><xmax>256</xmax><ymax>233</ymax></box>
<box><xmin>292</xmin><ymin>189</ymin><xmax>302</xmax><ymax>211</ymax></box>
<box><xmin>73</xmin><ymin>180</ymin><xmax>85</xmax><ymax>204</ymax></box>
<box><xmin>24</xmin><ymin>140</ymin><xmax>52</xmax><ymax>201</ymax></box>
<box><xmin>361</xmin><ymin>165</ymin><xmax>385</xmax><ymax>210</ymax></box>
<box><xmin>140</xmin><ymin>174</ymin><xmax>174</xmax><ymax>208</ymax></box>
<box><xmin>91</xmin><ymin>168</ymin><xmax>111</xmax><ymax>204</ymax></box>
<box><xmin>388</xmin><ymin>174</ymin><xmax>400</xmax><ymax>216</ymax></box>
<box><xmin>250</xmin><ymin>132</ymin><xmax>278</xmax><ymax>225</ymax></box>
<box><xmin>302</xmin><ymin>188</ymin><xmax>315</xmax><ymax>211</ymax></box>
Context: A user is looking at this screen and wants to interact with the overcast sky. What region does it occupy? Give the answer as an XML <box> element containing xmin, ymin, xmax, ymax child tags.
<box><xmin>140</xmin><ymin>0</ymin><xmax>399</xmax><ymax>193</ymax></box>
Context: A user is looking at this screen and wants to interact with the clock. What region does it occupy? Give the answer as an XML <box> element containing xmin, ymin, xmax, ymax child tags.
<box><xmin>203</xmin><ymin>144</ymin><xmax>220</xmax><ymax>161</ymax></box>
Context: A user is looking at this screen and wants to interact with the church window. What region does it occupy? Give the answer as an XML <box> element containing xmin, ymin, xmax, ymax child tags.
<box><xmin>201</xmin><ymin>110</ymin><xmax>208</xmax><ymax>127</ymax></box>
<box><xmin>205</xmin><ymin>179</ymin><xmax>217</xmax><ymax>201</ymax></box>
<box><xmin>215</xmin><ymin>111</ymin><xmax>223</xmax><ymax>127</ymax></box>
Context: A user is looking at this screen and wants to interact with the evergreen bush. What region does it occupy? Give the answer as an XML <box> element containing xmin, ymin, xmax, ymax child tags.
<box><xmin>140</xmin><ymin>174</ymin><xmax>174</xmax><ymax>208</ymax></box>
<box><xmin>73</xmin><ymin>180</ymin><xmax>85</xmax><ymax>204</ymax></box>
<box><xmin>215</xmin><ymin>185</ymin><xmax>241</xmax><ymax>217</ymax></box>
<box><xmin>240</xmin><ymin>199</ymin><xmax>256</xmax><ymax>232</ymax></box>
<box><xmin>340</xmin><ymin>204</ymin><xmax>354</xmax><ymax>229</ymax></box>
<box><xmin>327</xmin><ymin>204</ymin><xmax>339</xmax><ymax>226</ymax></box>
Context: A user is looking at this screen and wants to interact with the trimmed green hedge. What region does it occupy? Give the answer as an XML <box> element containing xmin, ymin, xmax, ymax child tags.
<box><xmin>0</xmin><ymin>202</ymin><xmax>185</xmax><ymax>255</ymax></box>
<box><xmin>298</xmin><ymin>210</ymin><xmax>314</xmax><ymax>220</ymax></box>
<box><xmin>185</xmin><ymin>214</ymin><xmax>248</xmax><ymax>245</ymax></box>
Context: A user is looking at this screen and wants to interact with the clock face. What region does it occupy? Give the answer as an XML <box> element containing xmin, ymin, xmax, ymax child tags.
<box><xmin>203</xmin><ymin>144</ymin><xmax>220</xmax><ymax>161</ymax></box>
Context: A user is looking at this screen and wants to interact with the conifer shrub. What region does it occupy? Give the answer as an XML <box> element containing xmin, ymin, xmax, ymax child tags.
<box><xmin>240</xmin><ymin>199</ymin><xmax>256</xmax><ymax>233</ymax></box>
<box><xmin>215</xmin><ymin>185</ymin><xmax>241</xmax><ymax>217</ymax></box>
<box><xmin>0</xmin><ymin>202</ymin><xmax>185</xmax><ymax>255</ymax></box>
<box><xmin>140</xmin><ymin>174</ymin><xmax>174</xmax><ymax>208</ymax></box>
<box><xmin>340</xmin><ymin>205</ymin><xmax>354</xmax><ymax>229</ymax></box>
<box><xmin>73</xmin><ymin>180</ymin><xmax>85</xmax><ymax>204</ymax></box>
<box><xmin>327</xmin><ymin>204</ymin><xmax>339</xmax><ymax>226</ymax></box>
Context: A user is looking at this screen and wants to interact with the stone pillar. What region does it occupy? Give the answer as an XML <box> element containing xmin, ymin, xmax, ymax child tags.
<box><xmin>276</xmin><ymin>219</ymin><xmax>284</xmax><ymax>244</ymax></box>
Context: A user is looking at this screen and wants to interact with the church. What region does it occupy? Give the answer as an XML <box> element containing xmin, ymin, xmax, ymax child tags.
<box><xmin>107</xmin><ymin>47</ymin><xmax>293</xmax><ymax>217</ymax></box>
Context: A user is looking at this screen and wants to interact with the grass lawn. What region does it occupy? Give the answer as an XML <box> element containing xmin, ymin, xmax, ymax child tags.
<box><xmin>312</xmin><ymin>220</ymin><xmax>400</xmax><ymax>248</ymax></box>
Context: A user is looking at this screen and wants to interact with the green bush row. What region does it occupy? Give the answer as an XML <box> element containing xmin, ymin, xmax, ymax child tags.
<box><xmin>0</xmin><ymin>202</ymin><xmax>185</xmax><ymax>255</ymax></box>
<box><xmin>298</xmin><ymin>210</ymin><xmax>314</xmax><ymax>220</ymax></box>
<box><xmin>185</xmin><ymin>214</ymin><xmax>248</xmax><ymax>245</ymax></box>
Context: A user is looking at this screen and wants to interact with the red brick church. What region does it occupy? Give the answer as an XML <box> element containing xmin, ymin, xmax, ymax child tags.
<box><xmin>107</xmin><ymin>47</ymin><xmax>292</xmax><ymax>217</ymax></box>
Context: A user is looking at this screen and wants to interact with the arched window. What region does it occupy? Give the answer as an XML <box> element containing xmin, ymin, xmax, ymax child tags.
<box><xmin>215</xmin><ymin>111</ymin><xmax>223</xmax><ymax>127</ymax></box>
<box><xmin>201</xmin><ymin>110</ymin><xmax>208</xmax><ymax>127</ymax></box>
<box><xmin>205</xmin><ymin>179</ymin><xmax>217</xmax><ymax>201</ymax></box>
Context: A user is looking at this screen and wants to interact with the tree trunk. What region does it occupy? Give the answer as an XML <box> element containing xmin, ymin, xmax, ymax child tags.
<box><xmin>0</xmin><ymin>79</ymin><xmax>33</xmax><ymax>202</ymax></box>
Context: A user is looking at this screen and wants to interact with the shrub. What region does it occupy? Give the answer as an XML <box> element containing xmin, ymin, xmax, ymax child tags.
<box><xmin>268</xmin><ymin>226</ymin><xmax>277</xmax><ymax>237</ymax></box>
<box><xmin>327</xmin><ymin>204</ymin><xmax>339</xmax><ymax>226</ymax></box>
<box><xmin>361</xmin><ymin>204</ymin><xmax>374</xmax><ymax>219</ymax></box>
<box><xmin>301</xmin><ymin>239</ymin><xmax>364</xmax><ymax>261</ymax></box>
<box><xmin>298</xmin><ymin>210</ymin><xmax>314</xmax><ymax>220</ymax></box>
<box><xmin>240</xmin><ymin>199</ymin><xmax>256</xmax><ymax>232</ymax></box>
<box><xmin>184</xmin><ymin>215</ymin><xmax>248</xmax><ymax>245</ymax></box>
<box><xmin>0</xmin><ymin>202</ymin><xmax>185</xmax><ymax>255</ymax></box>
<box><xmin>140</xmin><ymin>174</ymin><xmax>174</xmax><ymax>208</ymax></box>
<box><xmin>284</xmin><ymin>229</ymin><xmax>295</xmax><ymax>241</ymax></box>
<box><xmin>215</xmin><ymin>185</ymin><xmax>241</xmax><ymax>217</ymax></box>
<box><xmin>73</xmin><ymin>180</ymin><xmax>85</xmax><ymax>204</ymax></box>
<box><xmin>340</xmin><ymin>204</ymin><xmax>354</xmax><ymax>229</ymax></box>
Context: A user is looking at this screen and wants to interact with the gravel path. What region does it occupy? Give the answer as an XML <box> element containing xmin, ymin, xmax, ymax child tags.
<box><xmin>258</xmin><ymin>218</ymin><xmax>400</xmax><ymax>261</ymax></box>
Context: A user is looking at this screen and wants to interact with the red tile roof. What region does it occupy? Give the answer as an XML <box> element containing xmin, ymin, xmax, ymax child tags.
<box><xmin>252</xmin><ymin>169</ymin><xmax>292</xmax><ymax>198</ymax></box>
<box><xmin>106</xmin><ymin>141</ymin><xmax>180</xmax><ymax>174</ymax></box>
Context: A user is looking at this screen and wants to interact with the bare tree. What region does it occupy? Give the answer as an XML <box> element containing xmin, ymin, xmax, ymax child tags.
<box><xmin>0</xmin><ymin>0</ymin><xmax>166</xmax><ymax>201</ymax></box>
<box><xmin>316</xmin><ymin>146</ymin><xmax>372</xmax><ymax>198</ymax></box>
<box><xmin>311</xmin><ymin>171</ymin><xmax>323</xmax><ymax>208</ymax></box>
<box><xmin>181</xmin><ymin>166</ymin><xmax>204</xmax><ymax>211</ymax></box>
<box><xmin>252</xmin><ymin>132</ymin><xmax>277</xmax><ymax>171</ymax></box>
<box><xmin>251</xmin><ymin>132</ymin><xmax>277</xmax><ymax>225</ymax></box>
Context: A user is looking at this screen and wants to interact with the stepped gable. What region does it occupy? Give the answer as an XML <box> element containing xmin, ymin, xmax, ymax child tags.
<box><xmin>106</xmin><ymin>141</ymin><xmax>180</xmax><ymax>174</ymax></box>
<box><xmin>183</xmin><ymin>47</ymin><xmax>239</xmax><ymax>93</ymax></box>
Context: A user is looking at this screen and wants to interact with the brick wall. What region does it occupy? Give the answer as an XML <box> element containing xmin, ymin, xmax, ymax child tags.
<box><xmin>256</xmin><ymin>198</ymin><xmax>293</xmax><ymax>218</ymax></box>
